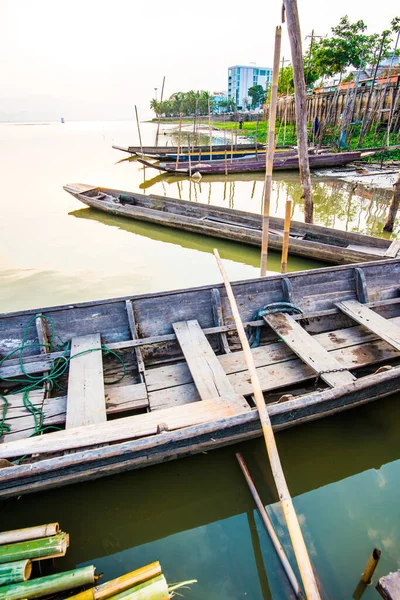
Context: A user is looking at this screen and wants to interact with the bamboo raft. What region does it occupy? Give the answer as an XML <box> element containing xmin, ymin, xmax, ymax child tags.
<box><xmin>63</xmin><ymin>184</ymin><xmax>400</xmax><ymax>265</ymax></box>
<box><xmin>137</xmin><ymin>151</ymin><xmax>362</xmax><ymax>175</ymax></box>
<box><xmin>1</xmin><ymin>259</ymin><xmax>400</xmax><ymax>498</ymax></box>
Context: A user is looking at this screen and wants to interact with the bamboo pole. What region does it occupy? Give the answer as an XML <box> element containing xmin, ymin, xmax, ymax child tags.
<box><xmin>281</xmin><ymin>198</ymin><xmax>292</xmax><ymax>273</ymax></box>
<box><xmin>224</xmin><ymin>150</ymin><xmax>228</xmax><ymax>175</ymax></box>
<box><xmin>360</xmin><ymin>548</ymin><xmax>381</xmax><ymax>584</ymax></box>
<box><xmin>214</xmin><ymin>248</ymin><xmax>321</xmax><ymax>600</ymax></box>
<box><xmin>0</xmin><ymin>566</ymin><xmax>95</xmax><ymax>600</ymax></box>
<box><xmin>0</xmin><ymin>524</ymin><xmax>59</xmax><ymax>545</ymax></box>
<box><xmin>283</xmin><ymin>0</ymin><xmax>313</xmax><ymax>223</ymax></box>
<box><xmin>208</xmin><ymin>98</ymin><xmax>213</xmax><ymax>160</ymax></box>
<box><xmin>68</xmin><ymin>562</ymin><xmax>162</xmax><ymax>600</ymax></box>
<box><xmin>260</xmin><ymin>26</ymin><xmax>281</xmax><ymax>277</ymax></box>
<box><xmin>155</xmin><ymin>76</ymin><xmax>165</xmax><ymax>145</ymax></box>
<box><xmin>383</xmin><ymin>171</ymin><xmax>400</xmax><ymax>232</ymax></box>
<box><xmin>359</xmin><ymin>34</ymin><xmax>388</xmax><ymax>144</ymax></box>
<box><xmin>175</xmin><ymin>112</ymin><xmax>183</xmax><ymax>169</ymax></box>
<box><xmin>134</xmin><ymin>106</ymin><xmax>143</xmax><ymax>157</ymax></box>
<box><xmin>187</xmin><ymin>135</ymin><xmax>192</xmax><ymax>177</ymax></box>
<box><xmin>0</xmin><ymin>532</ymin><xmax>69</xmax><ymax>564</ymax></box>
<box><xmin>108</xmin><ymin>575</ymin><xmax>168</xmax><ymax>600</ymax></box>
<box><xmin>0</xmin><ymin>560</ymin><xmax>32</xmax><ymax>586</ymax></box>
<box><xmin>236</xmin><ymin>453</ymin><xmax>303</xmax><ymax>598</ymax></box>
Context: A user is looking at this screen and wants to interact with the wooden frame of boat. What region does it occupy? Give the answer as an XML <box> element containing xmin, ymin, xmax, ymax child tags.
<box><xmin>137</xmin><ymin>151</ymin><xmax>362</xmax><ymax>174</ymax></box>
<box><xmin>112</xmin><ymin>143</ymin><xmax>263</xmax><ymax>156</ymax></box>
<box><xmin>63</xmin><ymin>184</ymin><xmax>400</xmax><ymax>265</ymax></box>
<box><xmin>1</xmin><ymin>258</ymin><xmax>400</xmax><ymax>499</ymax></box>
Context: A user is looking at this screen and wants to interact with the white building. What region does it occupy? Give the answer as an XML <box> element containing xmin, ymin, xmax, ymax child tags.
<box><xmin>228</xmin><ymin>64</ymin><xmax>272</xmax><ymax>109</ymax></box>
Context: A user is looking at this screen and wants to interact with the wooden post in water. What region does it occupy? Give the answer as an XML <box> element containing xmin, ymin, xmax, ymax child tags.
<box><xmin>134</xmin><ymin>105</ymin><xmax>143</xmax><ymax>156</ymax></box>
<box><xmin>361</xmin><ymin>548</ymin><xmax>381</xmax><ymax>585</ymax></box>
<box><xmin>187</xmin><ymin>135</ymin><xmax>192</xmax><ymax>177</ymax></box>
<box><xmin>208</xmin><ymin>98</ymin><xmax>213</xmax><ymax>160</ymax></box>
<box><xmin>383</xmin><ymin>172</ymin><xmax>400</xmax><ymax>232</ymax></box>
<box><xmin>224</xmin><ymin>150</ymin><xmax>228</xmax><ymax>176</ymax></box>
<box><xmin>236</xmin><ymin>453</ymin><xmax>303</xmax><ymax>598</ymax></box>
<box><xmin>176</xmin><ymin>112</ymin><xmax>183</xmax><ymax>169</ymax></box>
<box><xmin>281</xmin><ymin>198</ymin><xmax>292</xmax><ymax>273</ymax></box>
<box><xmin>155</xmin><ymin>76</ymin><xmax>165</xmax><ymax>145</ymax></box>
<box><xmin>260</xmin><ymin>26</ymin><xmax>281</xmax><ymax>277</ymax></box>
<box><xmin>283</xmin><ymin>0</ymin><xmax>313</xmax><ymax>223</ymax></box>
<box><xmin>214</xmin><ymin>248</ymin><xmax>321</xmax><ymax>600</ymax></box>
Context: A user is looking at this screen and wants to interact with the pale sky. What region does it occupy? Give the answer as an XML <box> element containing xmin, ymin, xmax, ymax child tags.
<box><xmin>1</xmin><ymin>0</ymin><xmax>398</xmax><ymax>121</ymax></box>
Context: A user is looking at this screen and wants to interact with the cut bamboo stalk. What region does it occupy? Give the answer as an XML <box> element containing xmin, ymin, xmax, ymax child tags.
<box><xmin>0</xmin><ymin>565</ymin><xmax>95</xmax><ymax>600</ymax></box>
<box><xmin>360</xmin><ymin>548</ymin><xmax>381</xmax><ymax>584</ymax></box>
<box><xmin>175</xmin><ymin>112</ymin><xmax>183</xmax><ymax>169</ymax></box>
<box><xmin>208</xmin><ymin>98</ymin><xmax>213</xmax><ymax>161</ymax></box>
<box><xmin>0</xmin><ymin>560</ymin><xmax>32</xmax><ymax>586</ymax></box>
<box><xmin>281</xmin><ymin>198</ymin><xmax>293</xmax><ymax>274</ymax></box>
<box><xmin>260</xmin><ymin>26</ymin><xmax>281</xmax><ymax>277</ymax></box>
<box><xmin>224</xmin><ymin>150</ymin><xmax>228</xmax><ymax>176</ymax></box>
<box><xmin>236</xmin><ymin>453</ymin><xmax>303</xmax><ymax>598</ymax></box>
<box><xmin>214</xmin><ymin>248</ymin><xmax>321</xmax><ymax>600</ymax></box>
<box><xmin>107</xmin><ymin>574</ymin><xmax>168</xmax><ymax>600</ymax></box>
<box><xmin>134</xmin><ymin>106</ymin><xmax>143</xmax><ymax>157</ymax></box>
<box><xmin>0</xmin><ymin>532</ymin><xmax>69</xmax><ymax>564</ymax></box>
<box><xmin>187</xmin><ymin>135</ymin><xmax>192</xmax><ymax>178</ymax></box>
<box><xmin>0</xmin><ymin>523</ymin><xmax>59</xmax><ymax>545</ymax></box>
<box><xmin>68</xmin><ymin>562</ymin><xmax>162</xmax><ymax>600</ymax></box>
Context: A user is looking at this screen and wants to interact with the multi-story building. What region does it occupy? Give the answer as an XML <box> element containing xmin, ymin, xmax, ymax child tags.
<box><xmin>228</xmin><ymin>65</ymin><xmax>272</xmax><ymax>109</ymax></box>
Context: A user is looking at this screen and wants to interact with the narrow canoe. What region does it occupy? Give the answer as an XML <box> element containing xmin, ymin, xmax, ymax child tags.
<box><xmin>137</xmin><ymin>151</ymin><xmax>362</xmax><ymax>175</ymax></box>
<box><xmin>1</xmin><ymin>258</ymin><xmax>400</xmax><ymax>498</ymax></box>
<box><xmin>124</xmin><ymin>147</ymin><xmax>294</xmax><ymax>162</ymax></box>
<box><xmin>63</xmin><ymin>184</ymin><xmax>397</xmax><ymax>265</ymax></box>
<box><xmin>112</xmin><ymin>143</ymin><xmax>263</xmax><ymax>156</ymax></box>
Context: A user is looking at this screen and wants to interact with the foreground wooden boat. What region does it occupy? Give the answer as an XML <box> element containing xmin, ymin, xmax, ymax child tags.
<box><xmin>1</xmin><ymin>258</ymin><xmax>400</xmax><ymax>499</ymax></box>
<box><xmin>138</xmin><ymin>151</ymin><xmax>362</xmax><ymax>175</ymax></box>
<box><xmin>63</xmin><ymin>184</ymin><xmax>399</xmax><ymax>265</ymax></box>
<box><xmin>112</xmin><ymin>143</ymin><xmax>263</xmax><ymax>156</ymax></box>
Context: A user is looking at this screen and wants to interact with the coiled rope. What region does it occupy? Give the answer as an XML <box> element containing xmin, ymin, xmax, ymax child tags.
<box><xmin>247</xmin><ymin>302</ymin><xmax>303</xmax><ymax>348</ymax></box>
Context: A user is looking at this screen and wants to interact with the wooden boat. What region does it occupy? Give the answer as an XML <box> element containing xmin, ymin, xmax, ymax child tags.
<box><xmin>119</xmin><ymin>147</ymin><xmax>294</xmax><ymax>162</ymax></box>
<box><xmin>1</xmin><ymin>258</ymin><xmax>400</xmax><ymax>499</ymax></box>
<box><xmin>137</xmin><ymin>151</ymin><xmax>363</xmax><ymax>175</ymax></box>
<box><xmin>112</xmin><ymin>143</ymin><xmax>263</xmax><ymax>156</ymax></box>
<box><xmin>63</xmin><ymin>184</ymin><xmax>400</xmax><ymax>265</ymax></box>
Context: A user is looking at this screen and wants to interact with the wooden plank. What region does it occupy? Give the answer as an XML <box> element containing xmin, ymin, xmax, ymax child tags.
<box><xmin>211</xmin><ymin>288</ymin><xmax>230</xmax><ymax>354</ymax></box>
<box><xmin>125</xmin><ymin>300</ymin><xmax>146</xmax><ymax>383</ymax></box>
<box><xmin>336</xmin><ymin>300</ymin><xmax>400</xmax><ymax>352</ymax></box>
<box><xmin>377</xmin><ymin>570</ymin><xmax>400</xmax><ymax>599</ymax></box>
<box><xmin>263</xmin><ymin>312</ymin><xmax>355</xmax><ymax>387</ymax></box>
<box><xmin>173</xmin><ymin>320</ymin><xmax>247</xmax><ymax>411</ymax></box>
<box><xmin>384</xmin><ymin>239</ymin><xmax>400</xmax><ymax>258</ymax></box>
<box><xmin>0</xmin><ymin>398</ymin><xmax>242</xmax><ymax>458</ymax></box>
<box><xmin>66</xmin><ymin>334</ymin><xmax>106</xmax><ymax>429</ymax></box>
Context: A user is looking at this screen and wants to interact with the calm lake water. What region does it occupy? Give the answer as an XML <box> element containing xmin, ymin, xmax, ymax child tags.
<box><xmin>0</xmin><ymin>121</ymin><xmax>399</xmax><ymax>599</ymax></box>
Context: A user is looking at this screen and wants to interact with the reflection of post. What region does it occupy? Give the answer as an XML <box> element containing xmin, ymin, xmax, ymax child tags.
<box><xmin>176</xmin><ymin>112</ymin><xmax>183</xmax><ymax>169</ymax></box>
<box><xmin>260</xmin><ymin>26</ymin><xmax>281</xmax><ymax>277</ymax></box>
<box><xmin>134</xmin><ymin>105</ymin><xmax>143</xmax><ymax>156</ymax></box>
<box><xmin>281</xmin><ymin>199</ymin><xmax>292</xmax><ymax>273</ymax></box>
<box><xmin>384</xmin><ymin>172</ymin><xmax>400</xmax><ymax>232</ymax></box>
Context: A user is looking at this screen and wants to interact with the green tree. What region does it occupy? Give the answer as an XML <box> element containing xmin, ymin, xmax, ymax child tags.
<box><xmin>248</xmin><ymin>84</ymin><xmax>266</xmax><ymax>108</ymax></box>
<box><xmin>278</xmin><ymin>65</ymin><xmax>294</xmax><ymax>95</ymax></box>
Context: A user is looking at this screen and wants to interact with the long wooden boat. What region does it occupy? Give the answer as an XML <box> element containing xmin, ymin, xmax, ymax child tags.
<box><xmin>112</xmin><ymin>143</ymin><xmax>263</xmax><ymax>156</ymax></box>
<box><xmin>1</xmin><ymin>258</ymin><xmax>400</xmax><ymax>499</ymax></box>
<box><xmin>63</xmin><ymin>184</ymin><xmax>399</xmax><ymax>265</ymax></box>
<box><xmin>122</xmin><ymin>147</ymin><xmax>294</xmax><ymax>162</ymax></box>
<box><xmin>138</xmin><ymin>151</ymin><xmax>362</xmax><ymax>175</ymax></box>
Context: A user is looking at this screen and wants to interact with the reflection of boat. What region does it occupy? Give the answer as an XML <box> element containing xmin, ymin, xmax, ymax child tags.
<box><xmin>138</xmin><ymin>152</ymin><xmax>363</xmax><ymax>175</ymax></box>
<box><xmin>63</xmin><ymin>184</ymin><xmax>398</xmax><ymax>264</ymax></box>
<box><xmin>2</xmin><ymin>256</ymin><xmax>400</xmax><ymax>499</ymax></box>
<box><xmin>112</xmin><ymin>143</ymin><xmax>262</xmax><ymax>156</ymax></box>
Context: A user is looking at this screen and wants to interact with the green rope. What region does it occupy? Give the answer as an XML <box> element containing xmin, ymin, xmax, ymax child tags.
<box><xmin>0</xmin><ymin>314</ymin><xmax>127</xmax><ymax>447</ymax></box>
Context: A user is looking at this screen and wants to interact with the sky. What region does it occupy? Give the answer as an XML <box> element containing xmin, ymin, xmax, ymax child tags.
<box><xmin>1</xmin><ymin>0</ymin><xmax>398</xmax><ymax>121</ymax></box>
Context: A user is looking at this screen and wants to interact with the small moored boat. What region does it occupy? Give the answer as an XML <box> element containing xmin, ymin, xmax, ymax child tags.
<box><xmin>63</xmin><ymin>184</ymin><xmax>400</xmax><ymax>265</ymax></box>
<box><xmin>1</xmin><ymin>258</ymin><xmax>400</xmax><ymax>498</ymax></box>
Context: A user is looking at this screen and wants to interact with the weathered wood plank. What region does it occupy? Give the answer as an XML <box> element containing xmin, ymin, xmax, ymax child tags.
<box><xmin>66</xmin><ymin>334</ymin><xmax>107</xmax><ymax>429</ymax></box>
<box><xmin>125</xmin><ymin>300</ymin><xmax>146</xmax><ymax>382</ymax></box>
<box><xmin>336</xmin><ymin>300</ymin><xmax>400</xmax><ymax>352</ymax></box>
<box><xmin>263</xmin><ymin>312</ymin><xmax>355</xmax><ymax>387</ymax></box>
<box><xmin>0</xmin><ymin>398</ymin><xmax>242</xmax><ymax>457</ymax></box>
<box><xmin>377</xmin><ymin>569</ymin><xmax>400</xmax><ymax>599</ymax></box>
<box><xmin>384</xmin><ymin>239</ymin><xmax>400</xmax><ymax>258</ymax></box>
<box><xmin>211</xmin><ymin>288</ymin><xmax>230</xmax><ymax>354</ymax></box>
<box><xmin>173</xmin><ymin>320</ymin><xmax>248</xmax><ymax>412</ymax></box>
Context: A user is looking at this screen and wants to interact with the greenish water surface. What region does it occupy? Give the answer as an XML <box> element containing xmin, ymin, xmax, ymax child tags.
<box><xmin>0</xmin><ymin>121</ymin><xmax>399</xmax><ymax>599</ymax></box>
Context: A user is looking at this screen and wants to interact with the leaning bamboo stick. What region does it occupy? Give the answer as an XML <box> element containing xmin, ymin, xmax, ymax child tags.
<box><xmin>214</xmin><ymin>248</ymin><xmax>321</xmax><ymax>600</ymax></box>
<box><xmin>155</xmin><ymin>76</ymin><xmax>165</xmax><ymax>145</ymax></box>
<box><xmin>260</xmin><ymin>26</ymin><xmax>281</xmax><ymax>277</ymax></box>
<box><xmin>0</xmin><ymin>566</ymin><xmax>95</xmax><ymax>600</ymax></box>
<box><xmin>360</xmin><ymin>548</ymin><xmax>381</xmax><ymax>584</ymax></box>
<box><xmin>134</xmin><ymin>106</ymin><xmax>143</xmax><ymax>157</ymax></box>
<box><xmin>0</xmin><ymin>523</ymin><xmax>59</xmax><ymax>546</ymax></box>
<box><xmin>208</xmin><ymin>98</ymin><xmax>213</xmax><ymax>161</ymax></box>
<box><xmin>0</xmin><ymin>532</ymin><xmax>69</xmax><ymax>564</ymax></box>
<box><xmin>108</xmin><ymin>575</ymin><xmax>168</xmax><ymax>600</ymax></box>
<box><xmin>0</xmin><ymin>560</ymin><xmax>32</xmax><ymax>586</ymax></box>
<box><xmin>187</xmin><ymin>135</ymin><xmax>192</xmax><ymax>178</ymax></box>
<box><xmin>236</xmin><ymin>453</ymin><xmax>303</xmax><ymax>598</ymax></box>
<box><xmin>68</xmin><ymin>562</ymin><xmax>162</xmax><ymax>600</ymax></box>
<box><xmin>281</xmin><ymin>198</ymin><xmax>293</xmax><ymax>274</ymax></box>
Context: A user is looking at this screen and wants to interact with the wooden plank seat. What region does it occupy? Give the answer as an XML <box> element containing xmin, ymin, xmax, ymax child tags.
<box><xmin>66</xmin><ymin>334</ymin><xmax>107</xmax><ymax>428</ymax></box>
<box><xmin>336</xmin><ymin>300</ymin><xmax>400</xmax><ymax>352</ymax></box>
<box><xmin>263</xmin><ymin>312</ymin><xmax>355</xmax><ymax>387</ymax></box>
<box><xmin>384</xmin><ymin>239</ymin><xmax>400</xmax><ymax>258</ymax></box>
